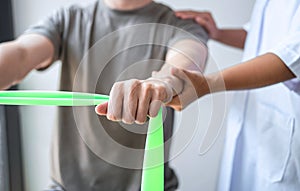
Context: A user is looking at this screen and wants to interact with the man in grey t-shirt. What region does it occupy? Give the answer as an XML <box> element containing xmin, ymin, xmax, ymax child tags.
<box><xmin>0</xmin><ymin>0</ymin><xmax>208</xmax><ymax>190</ymax></box>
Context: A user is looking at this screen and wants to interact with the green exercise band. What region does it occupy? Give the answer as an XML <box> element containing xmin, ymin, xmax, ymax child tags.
<box><xmin>0</xmin><ymin>90</ymin><xmax>164</xmax><ymax>191</ymax></box>
<box><xmin>141</xmin><ymin>108</ymin><xmax>164</xmax><ymax>191</ymax></box>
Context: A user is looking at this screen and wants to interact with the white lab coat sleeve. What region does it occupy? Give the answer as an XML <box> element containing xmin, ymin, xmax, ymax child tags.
<box><xmin>269</xmin><ymin>6</ymin><xmax>300</xmax><ymax>79</ymax></box>
<box><xmin>270</xmin><ymin>32</ymin><xmax>300</xmax><ymax>79</ymax></box>
<box><xmin>243</xmin><ymin>22</ymin><xmax>251</xmax><ymax>32</ymax></box>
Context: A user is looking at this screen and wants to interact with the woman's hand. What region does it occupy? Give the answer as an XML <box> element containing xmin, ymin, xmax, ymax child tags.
<box><xmin>167</xmin><ymin>67</ymin><xmax>210</xmax><ymax>111</ymax></box>
<box><xmin>176</xmin><ymin>11</ymin><xmax>220</xmax><ymax>40</ymax></box>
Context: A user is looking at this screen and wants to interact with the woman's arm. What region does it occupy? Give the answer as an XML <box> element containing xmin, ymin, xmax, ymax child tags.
<box><xmin>168</xmin><ymin>53</ymin><xmax>296</xmax><ymax>110</ymax></box>
<box><xmin>176</xmin><ymin>11</ymin><xmax>247</xmax><ymax>49</ymax></box>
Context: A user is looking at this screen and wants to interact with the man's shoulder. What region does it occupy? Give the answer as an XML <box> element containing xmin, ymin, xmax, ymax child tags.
<box><xmin>152</xmin><ymin>2</ymin><xmax>197</xmax><ymax>26</ymax></box>
<box><xmin>150</xmin><ymin>3</ymin><xmax>209</xmax><ymax>44</ymax></box>
<box><xmin>153</xmin><ymin>2</ymin><xmax>173</xmax><ymax>12</ymax></box>
<box><xmin>56</xmin><ymin>1</ymin><xmax>99</xmax><ymax>19</ymax></box>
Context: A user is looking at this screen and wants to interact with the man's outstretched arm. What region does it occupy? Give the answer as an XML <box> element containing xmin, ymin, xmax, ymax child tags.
<box><xmin>0</xmin><ymin>34</ymin><xmax>54</xmax><ymax>90</ymax></box>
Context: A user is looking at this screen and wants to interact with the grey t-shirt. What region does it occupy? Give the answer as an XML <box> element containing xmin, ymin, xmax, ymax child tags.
<box><xmin>25</xmin><ymin>1</ymin><xmax>208</xmax><ymax>190</ymax></box>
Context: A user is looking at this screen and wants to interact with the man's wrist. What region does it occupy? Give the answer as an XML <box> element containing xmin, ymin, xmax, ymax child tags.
<box><xmin>150</xmin><ymin>75</ymin><xmax>184</xmax><ymax>95</ymax></box>
<box><xmin>147</xmin><ymin>75</ymin><xmax>184</xmax><ymax>103</ymax></box>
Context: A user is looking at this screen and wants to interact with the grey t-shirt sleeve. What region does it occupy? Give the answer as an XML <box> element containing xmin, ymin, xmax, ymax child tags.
<box><xmin>23</xmin><ymin>7</ymin><xmax>67</xmax><ymax>63</ymax></box>
<box><xmin>178</xmin><ymin>18</ymin><xmax>209</xmax><ymax>43</ymax></box>
<box><xmin>169</xmin><ymin>16</ymin><xmax>209</xmax><ymax>47</ymax></box>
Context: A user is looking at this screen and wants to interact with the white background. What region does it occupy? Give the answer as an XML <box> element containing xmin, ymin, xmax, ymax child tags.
<box><xmin>11</xmin><ymin>0</ymin><xmax>255</xmax><ymax>190</ymax></box>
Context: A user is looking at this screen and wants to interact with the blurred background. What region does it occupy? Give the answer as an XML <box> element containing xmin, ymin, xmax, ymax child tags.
<box><xmin>1</xmin><ymin>0</ymin><xmax>255</xmax><ymax>190</ymax></box>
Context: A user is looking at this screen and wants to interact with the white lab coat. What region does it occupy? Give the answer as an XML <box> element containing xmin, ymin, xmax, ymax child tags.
<box><xmin>218</xmin><ymin>0</ymin><xmax>300</xmax><ymax>191</ymax></box>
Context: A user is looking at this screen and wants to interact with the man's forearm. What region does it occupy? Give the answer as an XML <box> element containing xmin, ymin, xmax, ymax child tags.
<box><xmin>0</xmin><ymin>34</ymin><xmax>54</xmax><ymax>90</ymax></box>
<box><xmin>152</xmin><ymin>39</ymin><xmax>208</xmax><ymax>96</ymax></box>
<box><xmin>0</xmin><ymin>42</ymin><xmax>26</xmax><ymax>89</ymax></box>
<box><xmin>206</xmin><ymin>53</ymin><xmax>296</xmax><ymax>93</ymax></box>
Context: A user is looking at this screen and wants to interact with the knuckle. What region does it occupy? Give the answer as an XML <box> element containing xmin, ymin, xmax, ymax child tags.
<box><xmin>157</xmin><ymin>85</ymin><xmax>165</xmax><ymax>92</ymax></box>
<box><xmin>130</xmin><ymin>79</ymin><xmax>140</xmax><ymax>86</ymax></box>
<box><xmin>113</xmin><ymin>81</ymin><xmax>123</xmax><ymax>89</ymax></box>
<box><xmin>130</xmin><ymin>79</ymin><xmax>141</xmax><ymax>90</ymax></box>
<box><xmin>127</xmin><ymin>80</ymin><xmax>141</xmax><ymax>96</ymax></box>
<box><xmin>157</xmin><ymin>87</ymin><xmax>168</xmax><ymax>100</ymax></box>
<box><xmin>142</xmin><ymin>83</ymin><xmax>153</xmax><ymax>94</ymax></box>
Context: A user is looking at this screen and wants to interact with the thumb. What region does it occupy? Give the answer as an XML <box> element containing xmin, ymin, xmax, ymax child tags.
<box><xmin>166</xmin><ymin>96</ymin><xmax>183</xmax><ymax>111</ymax></box>
<box><xmin>171</xmin><ymin>67</ymin><xmax>190</xmax><ymax>82</ymax></box>
<box><xmin>95</xmin><ymin>102</ymin><xmax>108</xmax><ymax>115</ymax></box>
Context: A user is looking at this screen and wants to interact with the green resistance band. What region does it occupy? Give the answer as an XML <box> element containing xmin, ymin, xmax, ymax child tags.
<box><xmin>141</xmin><ymin>108</ymin><xmax>164</xmax><ymax>191</ymax></box>
<box><xmin>0</xmin><ymin>90</ymin><xmax>164</xmax><ymax>191</ymax></box>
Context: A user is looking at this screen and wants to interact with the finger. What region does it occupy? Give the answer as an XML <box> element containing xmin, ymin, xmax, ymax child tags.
<box><xmin>175</xmin><ymin>12</ymin><xmax>184</xmax><ymax>18</ymax></box>
<box><xmin>107</xmin><ymin>83</ymin><xmax>123</xmax><ymax>121</ymax></box>
<box><xmin>195</xmin><ymin>17</ymin><xmax>211</xmax><ymax>32</ymax></box>
<box><xmin>122</xmin><ymin>82</ymin><xmax>139</xmax><ymax>124</ymax></box>
<box><xmin>171</xmin><ymin>67</ymin><xmax>190</xmax><ymax>82</ymax></box>
<box><xmin>195</xmin><ymin>17</ymin><xmax>207</xmax><ymax>25</ymax></box>
<box><xmin>95</xmin><ymin>102</ymin><xmax>108</xmax><ymax>115</ymax></box>
<box><xmin>135</xmin><ymin>84</ymin><xmax>152</xmax><ymax>124</ymax></box>
<box><xmin>179</xmin><ymin>14</ymin><xmax>199</xmax><ymax>20</ymax></box>
<box><xmin>175</xmin><ymin>11</ymin><xmax>202</xmax><ymax>19</ymax></box>
<box><xmin>202</xmin><ymin>12</ymin><xmax>215</xmax><ymax>24</ymax></box>
<box><xmin>148</xmin><ymin>99</ymin><xmax>163</xmax><ymax>118</ymax></box>
<box><xmin>196</xmin><ymin>13</ymin><xmax>217</xmax><ymax>30</ymax></box>
<box><xmin>177</xmin><ymin>12</ymin><xmax>210</xmax><ymax>21</ymax></box>
<box><xmin>194</xmin><ymin>12</ymin><xmax>213</xmax><ymax>21</ymax></box>
<box><xmin>150</xmin><ymin>83</ymin><xmax>170</xmax><ymax>117</ymax></box>
<box><xmin>175</xmin><ymin>11</ymin><xmax>193</xmax><ymax>17</ymax></box>
<box><xmin>175</xmin><ymin>11</ymin><xmax>201</xmax><ymax>16</ymax></box>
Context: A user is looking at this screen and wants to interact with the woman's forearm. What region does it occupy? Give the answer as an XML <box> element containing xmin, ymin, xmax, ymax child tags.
<box><xmin>206</xmin><ymin>53</ymin><xmax>296</xmax><ymax>93</ymax></box>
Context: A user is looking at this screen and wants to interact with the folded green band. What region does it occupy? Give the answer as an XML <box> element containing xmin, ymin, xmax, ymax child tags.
<box><xmin>0</xmin><ymin>90</ymin><xmax>164</xmax><ymax>191</ymax></box>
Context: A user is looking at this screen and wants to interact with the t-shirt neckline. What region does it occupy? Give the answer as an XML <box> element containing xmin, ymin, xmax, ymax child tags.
<box><xmin>100</xmin><ymin>0</ymin><xmax>156</xmax><ymax>15</ymax></box>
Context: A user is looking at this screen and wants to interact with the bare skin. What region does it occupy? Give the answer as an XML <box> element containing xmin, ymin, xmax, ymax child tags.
<box><xmin>104</xmin><ymin>0</ymin><xmax>152</xmax><ymax>11</ymax></box>
<box><xmin>0</xmin><ymin>34</ymin><xmax>54</xmax><ymax>90</ymax></box>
